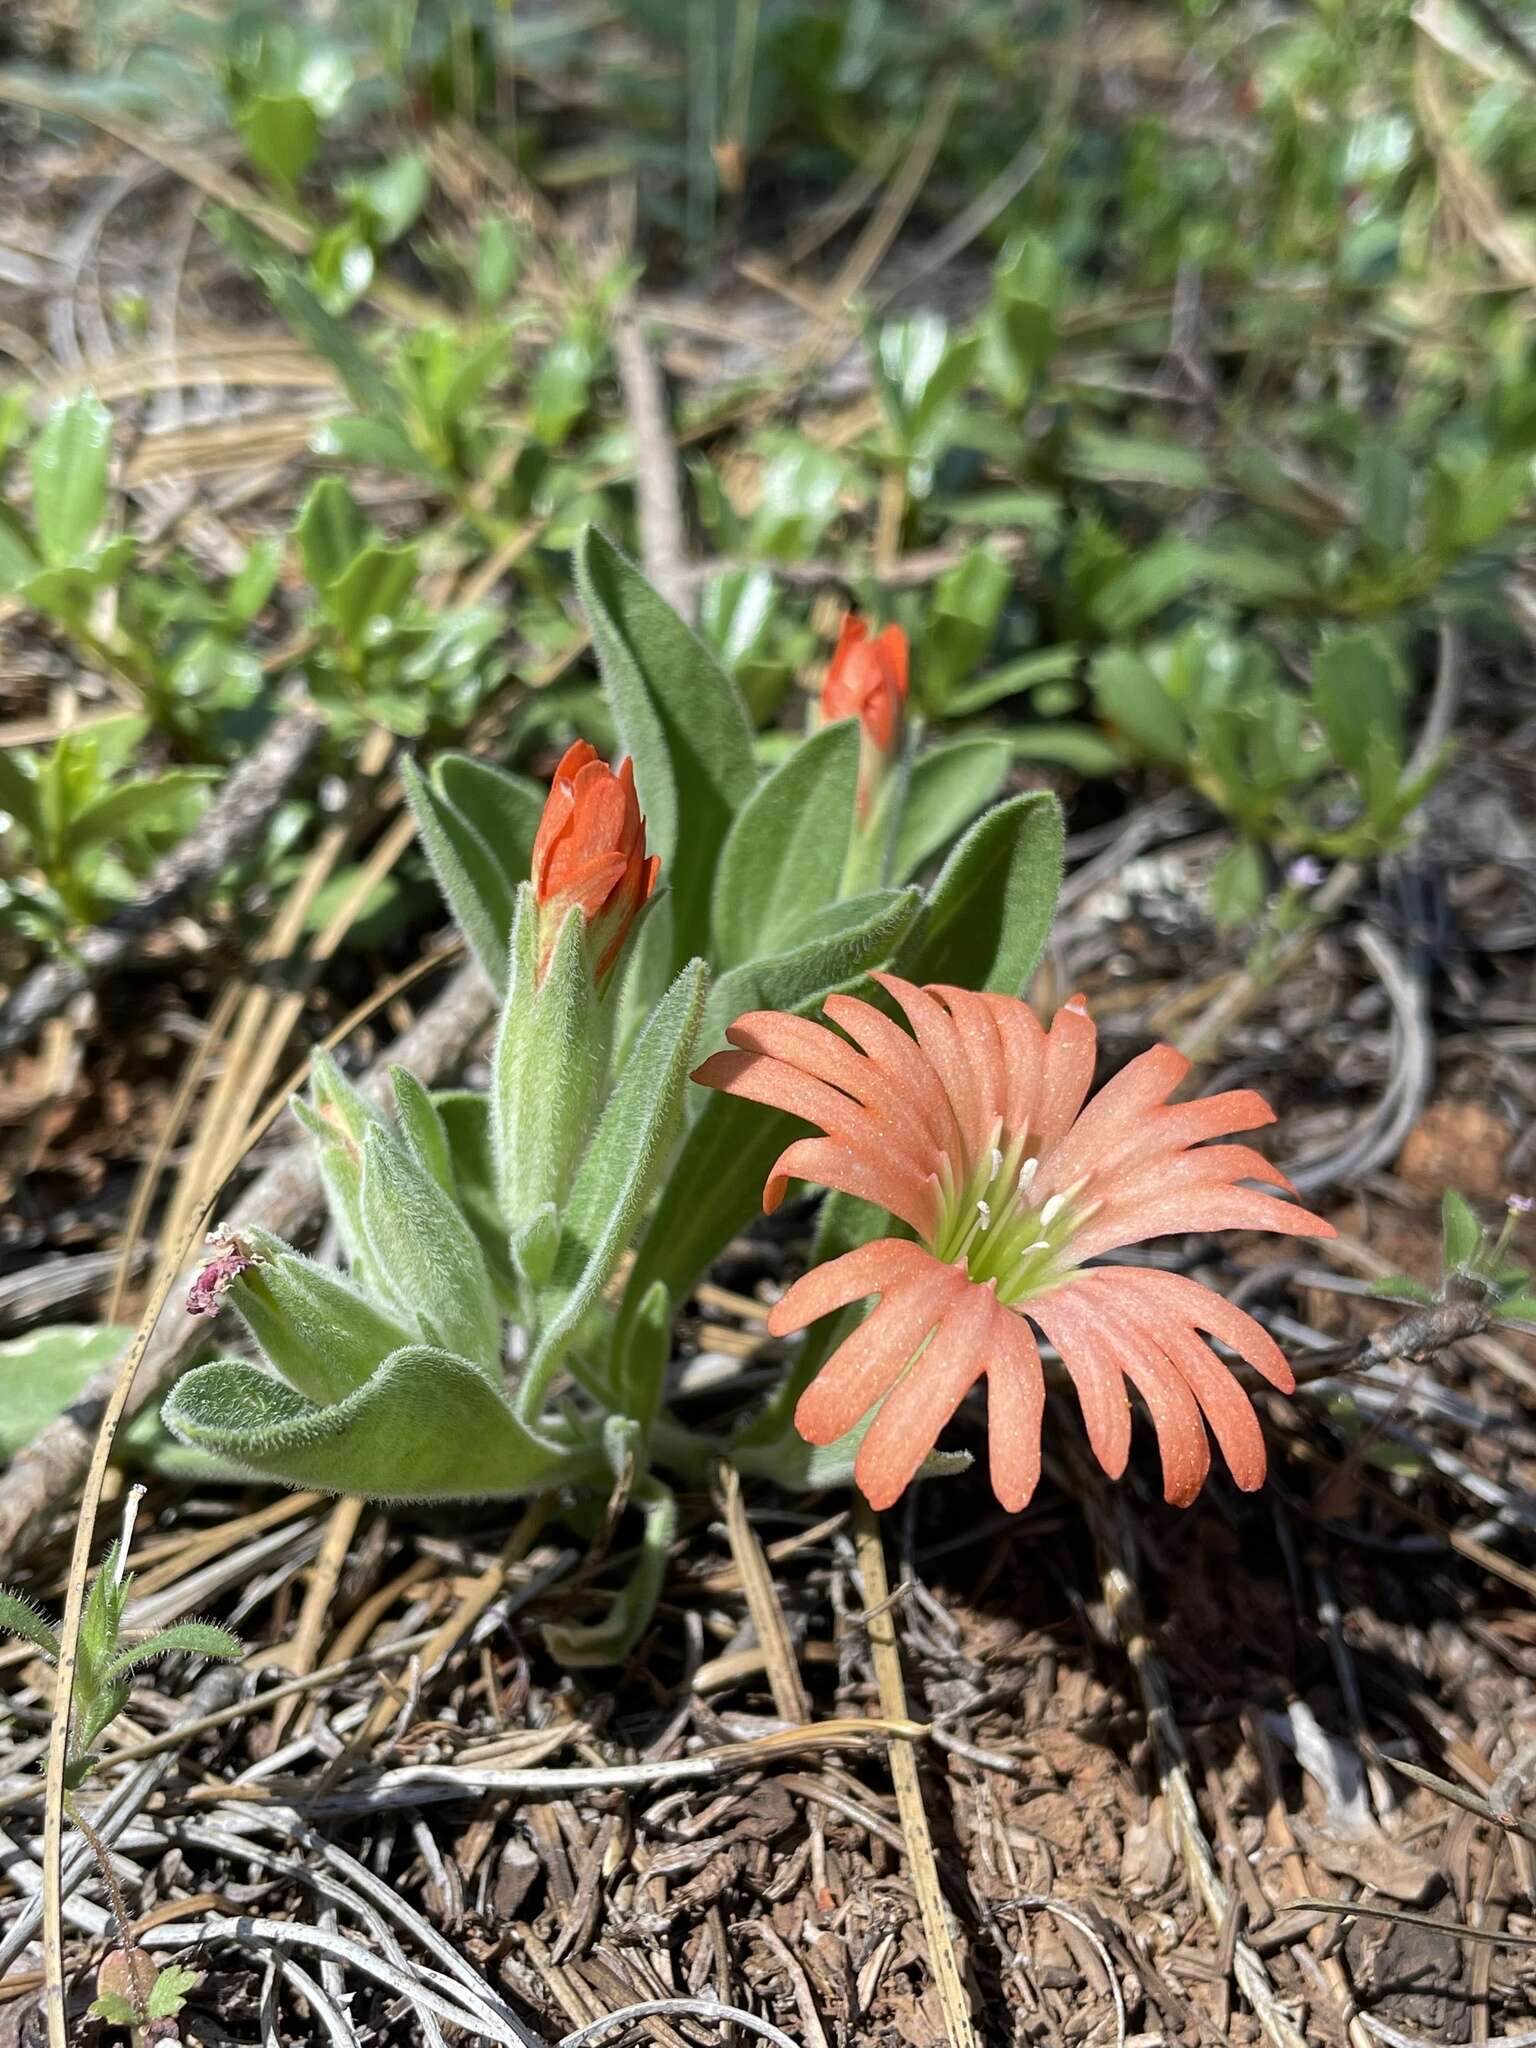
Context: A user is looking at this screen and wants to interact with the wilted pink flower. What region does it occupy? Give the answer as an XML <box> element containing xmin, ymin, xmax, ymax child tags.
<box><xmin>186</xmin><ymin>1229</ymin><xmax>256</xmax><ymax>1317</ymax></box>
<box><xmin>695</xmin><ymin>977</ymin><xmax>1335</xmax><ymax>1512</ymax></box>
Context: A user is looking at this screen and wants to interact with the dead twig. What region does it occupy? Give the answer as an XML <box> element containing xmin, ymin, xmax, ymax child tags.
<box><xmin>612</xmin><ymin>312</ymin><xmax>694</xmax><ymax>623</ymax></box>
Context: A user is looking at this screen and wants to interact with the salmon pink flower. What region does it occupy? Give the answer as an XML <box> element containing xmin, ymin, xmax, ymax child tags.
<box><xmin>532</xmin><ymin>741</ymin><xmax>659</xmax><ymax>984</ymax></box>
<box><xmin>695</xmin><ymin>977</ymin><xmax>1335</xmax><ymax>1513</ymax></box>
<box><xmin>822</xmin><ymin>616</ymin><xmax>908</xmax><ymax>816</ymax></box>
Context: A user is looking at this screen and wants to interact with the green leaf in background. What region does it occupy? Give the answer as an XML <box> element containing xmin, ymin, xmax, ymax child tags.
<box><xmin>0</xmin><ymin>1325</ymin><xmax>211</xmax><ymax>1478</ymax></box>
<box><xmin>323</xmin><ymin>540</ymin><xmax>419</xmax><ymax>646</ymax></box>
<box><xmin>940</xmin><ymin>645</ymin><xmax>1078</xmax><ymax>719</ymax></box>
<box><xmin>575</xmin><ymin>528</ymin><xmax>756</xmax><ymax>965</ymax></box>
<box><xmin>164</xmin><ymin>1347</ymin><xmax>593</xmax><ymax>1500</ymax></box>
<box><xmin>899</xmin><ymin>790</ymin><xmax>1063</xmax><ymax>994</ymax></box>
<box><xmin>1088</xmin><ymin>646</ymin><xmax>1187</xmax><ymax>763</ymax></box>
<box><xmin>892</xmin><ymin>738</ymin><xmax>1012</xmax><ymax>881</ymax></box>
<box><xmin>711</xmin><ymin>718</ymin><xmax>858</xmax><ymax>966</ymax></box>
<box><xmin>1441</xmin><ymin>1189</ymin><xmax>1482</xmax><ymax>1271</ymax></box>
<box><xmin>235</xmin><ymin>89</ymin><xmax>319</xmax><ymax>190</ymax></box>
<box><xmin>295</xmin><ymin>475</ymin><xmax>368</xmax><ymax>592</ymax></box>
<box><xmin>525</xmin><ymin>958</ymin><xmax>708</xmax><ymax>1404</ymax></box>
<box><xmin>920</xmin><ymin>545</ymin><xmax>1013</xmax><ymax>711</ymax></box>
<box><xmin>748</xmin><ymin>438</ymin><xmax>849</xmax><ymax>559</ymax></box>
<box><xmin>1355</xmin><ymin>438</ymin><xmax>1413</xmax><ymax>559</ymax></box>
<box><xmin>1207</xmin><ymin>840</ymin><xmax>1268</xmax><ymax>927</ymax></box>
<box><xmin>1312</xmin><ymin>626</ymin><xmax>1404</xmax><ymax>779</ymax></box>
<box><xmin>31</xmin><ymin>395</ymin><xmax>112</xmax><ymax>567</ymax></box>
<box><xmin>212</xmin><ymin>211</ymin><xmax>396</xmax><ymax>417</ymax></box>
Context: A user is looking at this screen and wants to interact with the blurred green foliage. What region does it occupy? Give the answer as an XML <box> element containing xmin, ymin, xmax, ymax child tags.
<box><xmin>4</xmin><ymin>0</ymin><xmax>1534</xmax><ymax>964</ymax></box>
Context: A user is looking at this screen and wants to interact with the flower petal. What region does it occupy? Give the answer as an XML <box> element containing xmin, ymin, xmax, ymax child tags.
<box><xmin>724</xmin><ymin>1012</ymin><xmax>936</xmax><ymax>1176</ymax></box>
<box><xmin>795</xmin><ymin>1255</ymin><xmax>967</xmax><ymax>1447</ymax></box>
<box><xmin>873</xmin><ymin>974</ymin><xmax>987</xmax><ymax>1158</ymax></box>
<box><xmin>1027</xmin><ymin>1286</ymin><xmax>1132</xmax><ymax>1480</ymax></box>
<box><xmin>763</xmin><ymin>1136</ymin><xmax>936</xmax><ymax>1236</ymax></box>
<box><xmin>1098</xmin><ymin>1267</ymin><xmax>1296</xmax><ymax>1392</ymax></box>
<box><xmin>854</xmin><ymin>1279</ymin><xmax>996</xmax><ymax>1509</ymax></box>
<box><xmin>1034</xmin><ymin>996</ymin><xmax>1097</xmax><ymax>1154</ymax></box>
<box><xmin>927</xmin><ymin>985</ymin><xmax>1009</xmax><ymax>1140</ymax></box>
<box><xmin>1034</xmin><ymin>1042</ymin><xmax>1188</xmax><ymax>1194</ymax></box>
<box><xmin>822</xmin><ymin>992</ymin><xmax>965</xmax><ymax>1158</ymax></box>
<box><xmin>692</xmin><ymin>1041</ymin><xmax>918</xmax><ymax>1178</ymax></box>
<box><xmin>1118</xmin><ymin>1348</ymin><xmax>1211</xmax><ymax>1508</ymax></box>
<box><xmin>768</xmin><ymin>1238</ymin><xmax>936</xmax><ymax>1337</ymax></box>
<box><xmin>1069</xmin><ymin>1181</ymin><xmax>1333</xmax><ymax>1262</ymax></box>
<box><xmin>1129</xmin><ymin>1311</ymin><xmax>1269</xmax><ymax>1491</ymax></box>
<box><xmin>986</xmin><ymin>1303</ymin><xmax>1047</xmax><ymax>1512</ymax></box>
<box><xmin>981</xmin><ymin>994</ymin><xmax>1046</xmax><ymax>1152</ymax></box>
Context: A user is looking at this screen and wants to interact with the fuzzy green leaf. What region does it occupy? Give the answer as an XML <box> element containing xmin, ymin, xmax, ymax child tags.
<box><xmin>108</xmin><ymin>1620</ymin><xmax>243</xmax><ymax>1679</ymax></box>
<box><xmin>361</xmin><ymin>1128</ymin><xmax>501</xmax><ymax>1373</ymax></box>
<box><xmin>899</xmin><ymin>790</ymin><xmax>1063</xmax><ymax>994</ymax></box>
<box><xmin>711</xmin><ymin>718</ymin><xmax>858</xmax><ymax>966</ymax></box>
<box><xmin>231</xmin><ymin>1240</ymin><xmax>417</xmax><ymax>1404</ymax></box>
<box><xmin>575</xmin><ymin>527</ymin><xmax>756</xmax><ymax>966</ymax></box>
<box><xmin>163</xmin><ymin>1348</ymin><xmax>593</xmax><ymax>1500</ymax></box>
<box><xmin>0</xmin><ymin>1586</ymin><xmax>60</xmax><ymax>1659</ymax></box>
<box><xmin>526</xmin><ymin>959</ymin><xmax>708</xmax><ymax>1403</ymax></box>
<box><xmin>391</xmin><ymin>1066</ymin><xmax>454</xmax><ymax>1194</ymax></box>
<box><xmin>612</xmin><ymin>1278</ymin><xmax>670</xmax><ymax>1432</ymax></box>
<box><xmin>892</xmin><ymin>738</ymin><xmax>1012</xmax><ymax>881</ymax></box>
<box><xmin>401</xmin><ymin>754</ymin><xmax>519</xmax><ymax>990</ymax></box>
<box><xmin>491</xmin><ymin>890</ymin><xmax>602</xmax><ymax>1237</ymax></box>
<box><xmin>700</xmin><ymin>888</ymin><xmax>922</xmax><ymax>1060</ymax></box>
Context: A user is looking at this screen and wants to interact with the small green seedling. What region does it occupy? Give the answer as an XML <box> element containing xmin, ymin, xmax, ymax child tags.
<box><xmin>1373</xmin><ymin>1191</ymin><xmax>1536</xmax><ymax>1323</ymax></box>
<box><xmin>0</xmin><ymin>1489</ymin><xmax>240</xmax><ymax>2040</ymax></box>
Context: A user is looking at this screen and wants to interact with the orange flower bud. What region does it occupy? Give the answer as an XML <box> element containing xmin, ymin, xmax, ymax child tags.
<box><xmin>821</xmin><ymin>615</ymin><xmax>909</xmax><ymax>755</ymax></box>
<box><xmin>532</xmin><ymin>741</ymin><xmax>659</xmax><ymax>983</ymax></box>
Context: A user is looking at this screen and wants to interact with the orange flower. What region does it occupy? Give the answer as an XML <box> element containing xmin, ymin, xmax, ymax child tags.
<box><xmin>695</xmin><ymin>977</ymin><xmax>1335</xmax><ymax>1513</ymax></box>
<box><xmin>822</xmin><ymin>616</ymin><xmax>908</xmax><ymax>755</ymax></box>
<box><xmin>532</xmin><ymin>741</ymin><xmax>659</xmax><ymax>983</ymax></box>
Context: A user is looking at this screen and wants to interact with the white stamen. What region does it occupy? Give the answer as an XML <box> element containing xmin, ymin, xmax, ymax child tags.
<box><xmin>1017</xmin><ymin>1157</ymin><xmax>1039</xmax><ymax>1195</ymax></box>
<box><xmin>976</xmin><ymin>1199</ymin><xmax>992</xmax><ymax>1229</ymax></box>
<box><xmin>988</xmin><ymin>1147</ymin><xmax>1003</xmax><ymax>1183</ymax></box>
<box><xmin>1020</xmin><ymin>1238</ymin><xmax>1051</xmax><ymax>1255</ymax></box>
<box><xmin>1039</xmin><ymin>1193</ymin><xmax>1066</xmax><ymax>1229</ymax></box>
<box><xmin>115</xmin><ymin>1484</ymin><xmax>147</xmax><ymax>1585</ymax></box>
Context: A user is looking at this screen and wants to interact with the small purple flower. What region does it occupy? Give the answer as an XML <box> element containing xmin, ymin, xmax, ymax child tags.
<box><xmin>1287</xmin><ymin>854</ymin><xmax>1326</xmax><ymax>889</ymax></box>
<box><xmin>1508</xmin><ymin>1193</ymin><xmax>1535</xmax><ymax>1216</ymax></box>
<box><xmin>186</xmin><ymin>1228</ymin><xmax>255</xmax><ymax>1317</ymax></box>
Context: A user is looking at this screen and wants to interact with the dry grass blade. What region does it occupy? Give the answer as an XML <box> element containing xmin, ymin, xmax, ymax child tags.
<box><xmin>853</xmin><ymin>1498</ymin><xmax>978</xmax><ymax>2048</ymax></box>
<box><xmin>38</xmin><ymin>1193</ymin><xmax>235</xmax><ymax>2048</ymax></box>
<box><xmin>719</xmin><ymin>1464</ymin><xmax>809</xmax><ymax>1724</ymax></box>
<box><xmin>556</xmin><ymin>2000</ymin><xmax>801</xmax><ymax>2048</ymax></box>
<box><xmin>1088</xmin><ymin>1485</ymin><xmax>1309</xmax><ymax>2048</ymax></box>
